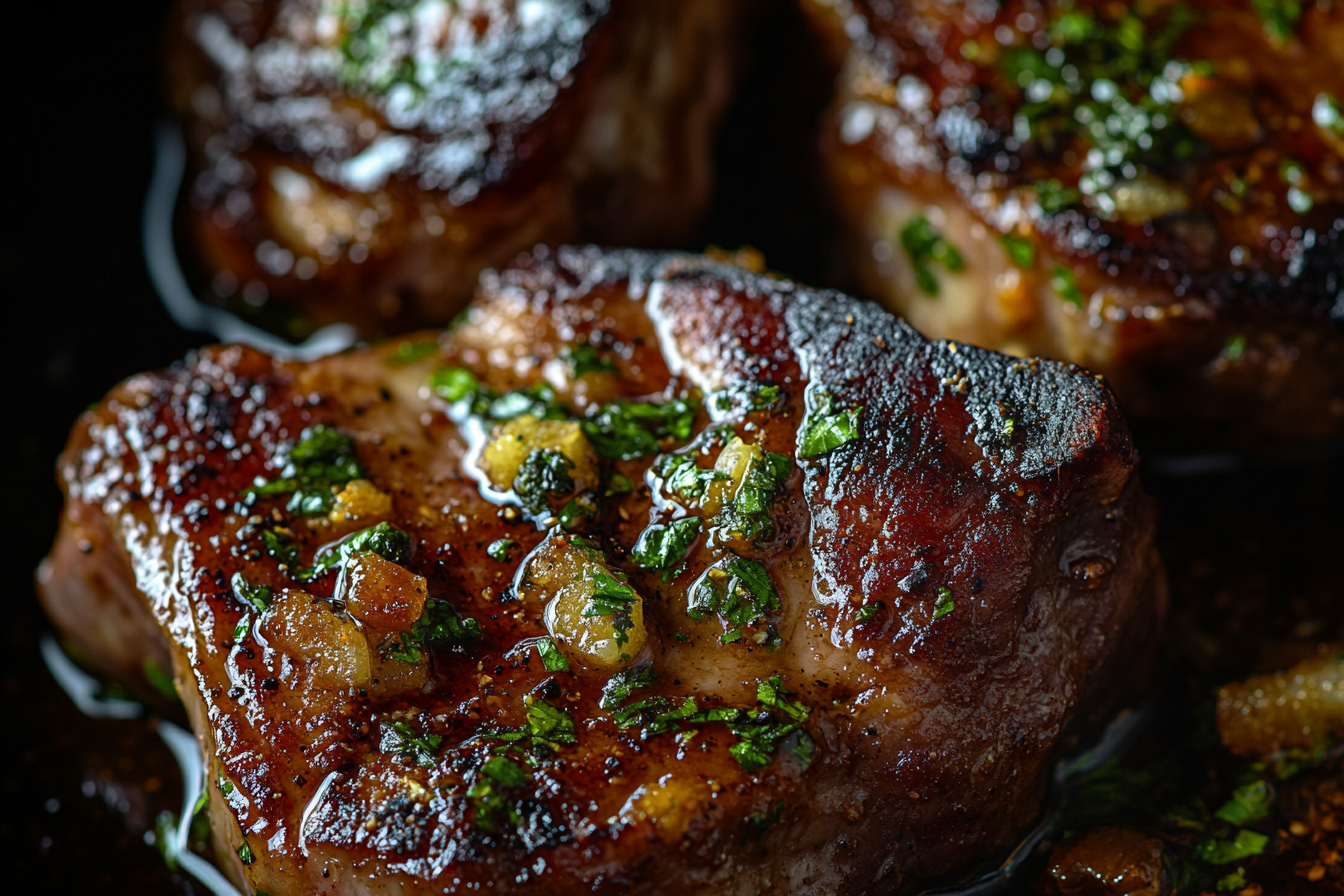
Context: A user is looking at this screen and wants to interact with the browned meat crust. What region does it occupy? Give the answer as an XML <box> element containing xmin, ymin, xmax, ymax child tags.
<box><xmin>166</xmin><ymin>1</ymin><xmax>744</xmax><ymax>336</ymax></box>
<box><xmin>805</xmin><ymin>0</ymin><xmax>1344</xmax><ymax>451</ymax></box>
<box><xmin>40</xmin><ymin>248</ymin><xmax>1165</xmax><ymax>894</ymax></box>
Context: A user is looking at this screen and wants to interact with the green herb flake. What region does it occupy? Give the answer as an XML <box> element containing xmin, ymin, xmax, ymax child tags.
<box><xmin>428</xmin><ymin>366</ymin><xmax>481</xmax><ymax>403</ymax></box>
<box><xmin>1253</xmin><ymin>0</ymin><xmax>1302</xmax><ymax>41</ymax></box>
<box><xmin>231</xmin><ymin>573</ymin><xmax>273</xmax><ymax>614</ymax></box>
<box><xmin>689</xmin><ymin>558</ymin><xmax>781</xmax><ymax>645</ymax></box>
<box><xmin>604</xmin><ymin>473</ymin><xmax>634</xmax><ymax>496</ymax></box>
<box><xmin>716</xmin><ymin>442</ymin><xmax>792</xmax><ymax>542</ymax></box>
<box><xmin>900</xmin><ymin>215</ymin><xmax>965</xmax><ymax>297</ymax></box>
<box><xmin>409</xmin><ymin>597</ymin><xmax>482</xmax><ymax>648</ymax></box>
<box><xmin>1215</xmin><ymin>780</ymin><xmax>1272</xmax><ymax>825</ymax></box>
<box><xmin>382</xmin><ymin>720</ymin><xmax>444</xmax><ymax>768</ymax></box>
<box><xmin>1216</xmin><ymin>868</ymin><xmax>1248</xmax><ymax>893</ymax></box>
<box><xmin>581</xmin><ymin>399</ymin><xmax>697</xmax><ymax>460</ymax></box>
<box><xmin>998</xmin><ymin>234</ymin><xmax>1036</xmax><ymax>269</ymax></box>
<box><xmin>468</xmin><ymin>755</ymin><xmax>531</xmax><ymax>833</ymax></box>
<box><xmin>237</xmin><ymin>840</ymin><xmax>255</xmax><ymax>866</ymax></box>
<box><xmin>600</xmin><ymin>667</ymin><xmax>658</xmax><ymax>710</ymax></box>
<box><xmin>797</xmin><ymin>390</ymin><xmax>863</xmax><ymax>459</ymax></box>
<box><xmin>1195</xmin><ymin>829</ymin><xmax>1270</xmax><ymax>864</ymax></box>
<box><xmin>558</xmin><ymin>494</ymin><xmax>597</xmax><ymax>529</ymax></box>
<box><xmin>143</xmin><ymin>659</ymin><xmax>177</xmax><ymax>701</ymax></box>
<box><xmin>743</xmin><ymin>801</ymin><xmax>784</xmax><ymax>843</ymax></box>
<box><xmin>1222</xmin><ymin>335</ymin><xmax>1247</xmax><ymax>361</ymax></box>
<box><xmin>932</xmin><ymin>587</ymin><xmax>955</xmax><ymax>622</ymax></box>
<box><xmin>855</xmin><ymin>601</ymin><xmax>885</xmax><ymax>624</ymax></box>
<box><xmin>385</xmin><ymin>338</ymin><xmax>439</xmax><ymax>366</ymax></box>
<box><xmin>487</xmin><ymin>538</ymin><xmax>516</xmax><ymax>562</ymax></box>
<box><xmin>573</xmin><ymin>538</ymin><xmax>640</xmax><ymax>648</ymax></box>
<box><xmin>261</xmin><ymin>528</ymin><xmax>299</xmax><ymax>567</ymax></box>
<box><xmin>1034</xmin><ymin>179</ymin><xmax>1082</xmax><ymax>214</ymax></box>
<box><xmin>526</xmin><ymin>699</ymin><xmax>578</xmax><ymax>748</ymax></box>
<box><xmin>1051</xmin><ymin>265</ymin><xmax>1086</xmax><ymax>307</ymax></box>
<box><xmin>562</xmin><ymin>343</ymin><xmax>615</xmax><ymax>378</ymax></box>
<box><xmin>305</xmin><ymin>521</ymin><xmax>411</xmax><ymax>579</ymax></box>
<box><xmin>632</xmin><ymin>517</ymin><xmax>702</xmax><ymax>580</ymax></box>
<box><xmin>536</xmin><ymin>637</ymin><xmax>570</xmax><ymax>672</ymax></box>
<box><xmin>512</xmin><ymin>449</ymin><xmax>575</xmax><ymax>514</ymax></box>
<box><xmin>654</xmin><ymin>453</ymin><xmax>729</xmax><ymax>502</ymax></box>
<box><xmin>243</xmin><ymin>424</ymin><xmax>364</xmax><ymax>516</ymax></box>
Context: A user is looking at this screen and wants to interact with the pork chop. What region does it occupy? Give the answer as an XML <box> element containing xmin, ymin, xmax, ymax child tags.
<box><xmin>166</xmin><ymin>0</ymin><xmax>745</xmax><ymax>336</ymax></box>
<box><xmin>40</xmin><ymin>247</ymin><xmax>1165</xmax><ymax>894</ymax></box>
<box><xmin>804</xmin><ymin>0</ymin><xmax>1344</xmax><ymax>451</ymax></box>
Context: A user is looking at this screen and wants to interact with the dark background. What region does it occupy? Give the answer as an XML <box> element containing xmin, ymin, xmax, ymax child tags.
<box><xmin>4</xmin><ymin>2</ymin><xmax>1340</xmax><ymax>894</ymax></box>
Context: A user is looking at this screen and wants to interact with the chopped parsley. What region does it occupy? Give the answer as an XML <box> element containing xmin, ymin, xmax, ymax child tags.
<box><xmin>744</xmin><ymin>801</ymin><xmax>784</xmax><ymax>843</ymax></box>
<box><xmin>631</xmin><ymin>517</ymin><xmax>702</xmax><ymax>580</ymax></box>
<box><xmin>512</xmin><ymin>449</ymin><xmax>575</xmax><ymax>514</ymax></box>
<box><xmin>428</xmin><ymin>366</ymin><xmax>480</xmax><ymax>403</ymax></box>
<box><xmin>1253</xmin><ymin>0</ymin><xmax>1302</xmax><ymax>41</ymax></box>
<box><xmin>688</xmin><ymin>558</ymin><xmax>781</xmax><ymax>646</ymax></box>
<box><xmin>1214</xmin><ymin>781</ymin><xmax>1272</xmax><ymax>825</ymax></box>
<box><xmin>654</xmin><ymin>452</ymin><xmax>729</xmax><ymax>502</ymax></box>
<box><xmin>535</xmin><ymin>637</ymin><xmax>570</xmax><ymax>672</ymax></box>
<box><xmin>900</xmin><ymin>215</ymin><xmax>965</xmax><ymax>297</ymax></box>
<box><xmin>487</xmin><ymin>538</ymin><xmax>516</xmax><ymax>562</ymax></box>
<box><xmin>525</xmin><ymin>700</ymin><xmax>577</xmax><ymax>749</ymax></box>
<box><xmin>797</xmin><ymin>390</ymin><xmax>863</xmax><ymax>459</ymax></box>
<box><xmin>243</xmin><ymin>424</ymin><xmax>364</xmax><ymax>516</ymax></box>
<box><xmin>604</xmin><ymin>473</ymin><xmax>634</xmax><ymax>496</ymax></box>
<box><xmin>613</xmin><ymin>675</ymin><xmax>814</xmax><ymax>772</ymax></box>
<box><xmin>1034</xmin><ymin>179</ymin><xmax>1082</xmax><ymax>214</ymax></box>
<box><xmin>855</xmin><ymin>601</ymin><xmax>885</xmax><ymax>624</ymax></box>
<box><xmin>996</xmin><ymin>399</ymin><xmax>1018</xmax><ymax>440</ymax></box>
<box><xmin>1194</xmin><ymin>829</ymin><xmax>1269</xmax><ymax>864</ymax></box>
<box><xmin>1051</xmin><ymin>265</ymin><xmax>1086</xmax><ymax>307</ymax></box>
<box><xmin>580</xmin><ymin>398</ymin><xmax>697</xmax><ymax>460</ymax></box>
<box><xmin>714</xmin><ymin>440</ymin><xmax>792</xmax><ymax>542</ymax></box>
<box><xmin>998</xmin><ymin>234</ymin><xmax>1036</xmax><ymax>269</ymax></box>
<box><xmin>600</xmin><ymin>666</ymin><xmax>658</xmax><ymax>710</ymax></box>
<box><xmin>261</xmin><ymin>528</ymin><xmax>300</xmax><ymax>567</ymax></box>
<box><xmin>143</xmin><ymin>659</ymin><xmax>177</xmax><ymax>701</ymax></box>
<box><xmin>236</xmin><ymin>840</ymin><xmax>255</xmax><ymax>866</ymax></box>
<box><xmin>932</xmin><ymin>587</ymin><xmax>955</xmax><ymax>622</ymax></box>
<box><xmin>467</xmin><ymin>755</ymin><xmax>530</xmax><ymax>834</ymax></box>
<box><xmin>558</xmin><ymin>493</ymin><xmax>597</xmax><ymax>528</ymax></box>
<box><xmin>1215</xmin><ymin>868</ymin><xmax>1248</xmax><ymax>893</ymax></box>
<box><xmin>562</xmin><ymin>343</ymin><xmax>615</xmax><ymax>378</ymax></box>
<box><xmin>409</xmin><ymin>597</ymin><xmax>481</xmax><ymax>651</ymax></box>
<box><xmin>304</xmin><ymin>521</ymin><xmax>410</xmax><ymax>579</ymax></box>
<box><xmin>573</xmin><ymin>538</ymin><xmax>639</xmax><ymax>648</ymax></box>
<box><xmin>381</xmin><ymin>719</ymin><xmax>444</xmax><ymax>768</ymax></box>
<box><xmin>384</xmin><ymin>338</ymin><xmax>438</xmax><ymax>366</ymax></box>
<box><xmin>231</xmin><ymin>573</ymin><xmax>273</xmax><ymax>614</ymax></box>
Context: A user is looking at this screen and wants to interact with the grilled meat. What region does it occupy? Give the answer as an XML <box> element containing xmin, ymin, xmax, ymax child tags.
<box><xmin>166</xmin><ymin>0</ymin><xmax>743</xmax><ymax>336</ymax></box>
<box><xmin>804</xmin><ymin>0</ymin><xmax>1344</xmax><ymax>451</ymax></box>
<box><xmin>40</xmin><ymin>248</ymin><xmax>1165</xmax><ymax>894</ymax></box>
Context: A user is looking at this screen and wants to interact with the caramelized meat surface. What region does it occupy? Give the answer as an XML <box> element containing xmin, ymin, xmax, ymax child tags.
<box><xmin>167</xmin><ymin>0</ymin><xmax>742</xmax><ymax>336</ymax></box>
<box><xmin>805</xmin><ymin>0</ymin><xmax>1344</xmax><ymax>450</ymax></box>
<box><xmin>40</xmin><ymin>248</ymin><xmax>1165</xmax><ymax>894</ymax></box>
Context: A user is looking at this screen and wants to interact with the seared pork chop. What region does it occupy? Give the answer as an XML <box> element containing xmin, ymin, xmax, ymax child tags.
<box><xmin>804</xmin><ymin>0</ymin><xmax>1344</xmax><ymax>451</ymax></box>
<box><xmin>40</xmin><ymin>248</ymin><xmax>1165</xmax><ymax>894</ymax></box>
<box><xmin>166</xmin><ymin>0</ymin><xmax>744</xmax><ymax>336</ymax></box>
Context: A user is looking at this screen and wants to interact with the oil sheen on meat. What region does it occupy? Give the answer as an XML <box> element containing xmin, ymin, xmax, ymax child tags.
<box><xmin>40</xmin><ymin>248</ymin><xmax>1166</xmax><ymax>894</ymax></box>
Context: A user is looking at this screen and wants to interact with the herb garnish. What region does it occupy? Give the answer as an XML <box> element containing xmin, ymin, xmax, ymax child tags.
<box><xmin>932</xmin><ymin>587</ymin><xmax>955</xmax><ymax>622</ymax></box>
<box><xmin>580</xmin><ymin>399</ymin><xmax>697</xmax><ymax>460</ymax></box>
<box><xmin>467</xmin><ymin>756</ymin><xmax>530</xmax><ymax>834</ymax></box>
<box><xmin>744</xmin><ymin>801</ymin><xmax>784</xmax><ymax>843</ymax></box>
<box><xmin>381</xmin><ymin>719</ymin><xmax>444</xmax><ymax>768</ymax></box>
<box><xmin>536</xmin><ymin>637</ymin><xmax>570</xmax><ymax>672</ymax></box>
<box><xmin>487</xmin><ymin>538</ymin><xmax>516</xmax><ymax>562</ymax></box>
<box><xmin>1214</xmin><ymin>781</ymin><xmax>1271</xmax><ymax>825</ymax></box>
<box><xmin>573</xmin><ymin>538</ymin><xmax>639</xmax><ymax>648</ymax></box>
<box><xmin>231</xmin><ymin>573</ymin><xmax>273</xmax><ymax>614</ymax></box>
<box><xmin>304</xmin><ymin>521</ymin><xmax>410</xmax><ymax>579</ymax></box>
<box><xmin>855</xmin><ymin>601</ymin><xmax>885</xmax><ymax>624</ymax></box>
<box><xmin>562</xmin><ymin>343</ymin><xmax>615</xmax><ymax>378</ymax></box>
<box><xmin>797</xmin><ymin>391</ymin><xmax>862</xmax><ymax>459</ymax></box>
<box><xmin>714</xmin><ymin>442</ymin><xmax>792</xmax><ymax>542</ymax></box>
<box><xmin>243</xmin><ymin>424</ymin><xmax>364</xmax><ymax>516</ymax></box>
<box><xmin>631</xmin><ymin>517</ymin><xmax>702</xmax><ymax>580</ymax></box>
<box><xmin>600</xmin><ymin>667</ymin><xmax>658</xmax><ymax>710</ymax></box>
<box><xmin>428</xmin><ymin>366</ymin><xmax>480</xmax><ymax>403</ymax></box>
<box><xmin>998</xmin><ymin>234</ymin><xmax>1036</xmax><ymax>269</ymax></box>
<box><xmin>512</xmin><ymin>449</ymin><xmax>575</xmax><ymax>514</ymax></box>
<box><xmin>1194</xmin><ymin>829</ymin><xmax>1269</xmax><ymax>864</ymax></box>
<box><xmin>900</xmin><ymin>215</ymin><xmax>965</xmax><ymax>297</ymax></box>
<box><xmin>1051</xmin><ymin>265</ymin><xmax>1086</xmax><ymax>307</ymax></box>
<box><xmin>384</xmin><ymin>338</ymin><xmax>438</xmax><ymax>366</ymax></box>
<box><xmin>654</xmin><ymin>453</ymin><xmax>729</xmax><ymax>502</ymax></box>
<box><xmin>1253</xmin><ymin>0</ymin><xmax>1302</xmax><ymax>41</ymax></box>
<box><xmin>689</xmin><ymin>558</ymin><xmax>781</xmax><ymax>645</ymax></box>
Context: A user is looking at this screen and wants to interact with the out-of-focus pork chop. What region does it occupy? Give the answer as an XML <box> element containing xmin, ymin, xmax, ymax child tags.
<box><xmin>40</xmin><ymin>248</ymin><xmax>1165</xmax><ymax>894</ymax></box>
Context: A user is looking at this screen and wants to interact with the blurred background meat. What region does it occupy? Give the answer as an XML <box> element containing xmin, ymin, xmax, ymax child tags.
<box><xmin>803</xmin><ymin>0</ymin><xmax>1344</xmax><ymax>453</ymax></box>
<box><xmin>167</xmin><ymin>0</ymin><xmax>749</xmax><ymax>337</ymax></box>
